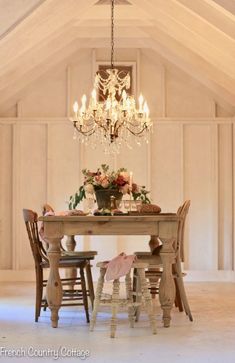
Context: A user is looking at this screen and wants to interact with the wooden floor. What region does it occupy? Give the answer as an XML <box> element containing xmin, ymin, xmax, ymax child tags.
<box><xmin>0</xmin><ymin>282</ymin><xmax>235</xmax><ymax>362</ymax></box>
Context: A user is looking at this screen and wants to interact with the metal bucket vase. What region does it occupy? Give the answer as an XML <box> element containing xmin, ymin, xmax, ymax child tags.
<box><xmin>95</xmin><ymin>189</ymin><xmax>123</xmax><ymax>210</ymax></box>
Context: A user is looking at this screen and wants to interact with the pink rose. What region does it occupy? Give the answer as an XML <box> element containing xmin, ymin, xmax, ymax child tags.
<box><xmin>101</xmin><ymin>176</ymin><xmax>109</xmax><ymax>188</ymax></box>
<box><xmin>121</xmin><ymin>184</ymin><xmax>129</xmax><ymax>195</ymax></box>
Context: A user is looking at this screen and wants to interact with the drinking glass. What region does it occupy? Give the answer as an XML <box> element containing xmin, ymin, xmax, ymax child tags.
<box><xmin>135</xmin><ymin>200</ymin><xmax>142</xmax><ymax>213</ymax></box>
<box><xmin>123</xmin><ymin>200</ymin><xmax>130</xmax><ymax>213</ymax></box>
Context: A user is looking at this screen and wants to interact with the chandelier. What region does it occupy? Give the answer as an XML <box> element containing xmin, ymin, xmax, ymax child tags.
<box><xmin>71</xmin><ymin>0</ymin><xmax>152</xmax><ymax>153</ymax></box>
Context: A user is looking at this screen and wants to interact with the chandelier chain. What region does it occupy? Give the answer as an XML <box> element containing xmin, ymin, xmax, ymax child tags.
<box><xmin>111</xmin><ymin>0</ymin><xmax>114</xmax><ymax>69</ymax></box>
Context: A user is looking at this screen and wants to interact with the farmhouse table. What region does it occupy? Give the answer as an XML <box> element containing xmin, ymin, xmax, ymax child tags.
<box><xmin>39</xmin><ymin>214</ymin><xmax>180</xmax><ymax>328</ymax></box>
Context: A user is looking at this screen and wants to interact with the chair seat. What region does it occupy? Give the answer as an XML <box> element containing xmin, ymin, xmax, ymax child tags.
<box><xmin>136</xmin><ymin>255</ymin><xmax>162</xmax><ymax>265</ymax></box>
<box><xmin>135</xmin><ymin>251</ymin><xmax>152</xmax><ymax>256</ymax></box>
<box><xmin>61</xmin><ymin>250</ymin><xmax>97</xmax><ymax>259</ymax></box>
<box><xmin>41</xmin><ymin>258</ymin><xmax>88</xmax><ymax>269</ymax></box>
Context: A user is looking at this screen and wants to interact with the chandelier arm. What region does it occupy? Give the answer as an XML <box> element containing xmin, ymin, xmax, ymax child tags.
<box><xmin>126</xmin><ymin>125</ymin><xmax>148</xmax><ymax>137</ymax></box>
<box><xmin>115</xmin><ymin>119</ymin><xmax>125</xmax><ymax>134</ymax></box>
<box><xmin>74</xmin><ymin>123</ymin><xmax>96</xmax><ymax>137</ymax></box>
<box><xmin>94</xmin><ymin>119</ymin><xmax>109</xmax><ymax>132</ymax></box>
<box><xmin>126</xmin><ymin>120</ymin><xmax>148</xmax><ymax>128</ymax></box>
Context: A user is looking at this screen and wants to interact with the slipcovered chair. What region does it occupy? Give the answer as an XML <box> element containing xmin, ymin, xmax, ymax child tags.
<box><xmin>90</xmin><ymin>257</ymin><xmax>157</xmax><ymax>338</ymax></box>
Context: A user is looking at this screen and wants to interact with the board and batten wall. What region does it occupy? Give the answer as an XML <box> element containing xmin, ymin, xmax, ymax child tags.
<box><xmin>0</xmin><ymin>48</ymin><xmax>234</xmax><ymax>281</ymax></box>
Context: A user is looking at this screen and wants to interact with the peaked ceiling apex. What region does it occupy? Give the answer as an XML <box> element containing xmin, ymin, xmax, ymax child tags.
<box><xmin>95</xmin><ymin>0</ymin><xmax>131</xmax><ymax>5</ymax></box>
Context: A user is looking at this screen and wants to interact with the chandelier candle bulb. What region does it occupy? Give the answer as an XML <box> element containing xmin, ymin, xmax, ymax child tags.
<box><xmin>81</xmin><ymin>94</ymin><xmax>87</xmax><ymax>112</ymax></box>
<box><xmin>122</xmin><ymin>90</ymin><xmax>127</xmax><ymax>110</ymax></box>
<box><xmin>73</xmin><ymin>101</ymin><xmax>79</xmax><ymax>120</ymax></box>
<box><xmin>138</xmin><ymin>94</ymin><xmax>144</xmax><ymax>113</ymax></box>
<box><xmin>91</xmin><ymin>89</ymin><xmax>97</xmax><ymax>109</ymax></box>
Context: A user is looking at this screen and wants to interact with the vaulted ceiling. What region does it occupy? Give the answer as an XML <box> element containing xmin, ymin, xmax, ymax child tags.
<box><xmin>0</xmin><ymin>0</ymin><xmax>234</xmax><ymax>114</ymax></box>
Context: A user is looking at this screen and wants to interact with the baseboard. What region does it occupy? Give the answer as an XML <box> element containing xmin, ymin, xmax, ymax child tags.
<box><xmin>184</xmin><ymin>270</ymin><xmax>235</xmax><ymax>282</ymax></box>
<box><xmin>0</xmin><ymin>269</ymin><xmax>235</xmax><ymax>282</ymax></box>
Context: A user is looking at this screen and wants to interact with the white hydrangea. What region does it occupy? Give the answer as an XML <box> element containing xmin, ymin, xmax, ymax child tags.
<box><xmin>84</xmin><ymin>184</ymin><xmax>94</xmax><ymax>194</ymax></box>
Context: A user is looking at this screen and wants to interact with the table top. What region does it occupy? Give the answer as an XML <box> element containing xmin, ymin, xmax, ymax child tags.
<box><xmin>39</xmin><ymin>213</ymin><xmax>179</xmax><ymax>222</ymax></box>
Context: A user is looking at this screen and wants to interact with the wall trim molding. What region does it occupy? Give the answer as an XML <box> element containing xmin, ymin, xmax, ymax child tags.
<box><xmin>184</xmin><ymin>270</ymin><xmax>235</xmax><ymax>282</ymax></box>
<box><xmin>0</xmin><ymin>269</ymin><xmax>235</xmax><ymax>282</ymax></box>
<box><xmin>0</xmin><ymin>116</ymin><xmax>234</xmax><ymax>125</ymax></box>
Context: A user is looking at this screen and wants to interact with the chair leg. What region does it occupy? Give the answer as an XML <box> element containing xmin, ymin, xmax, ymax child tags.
<box><xmin>80</xmin><ymin>267</ymin><xmax>90</xmax><ymax>323</ymax></box>
<box><xmin>90</xmin><ymin>267</ymin><xmax>105</xmax><ymax>331</ymax></box>
<box><xmin>133</xmin><ymin>268</ymin><xmax>142</xmax><ymax>322</ymax></box>
<box><xmin>138</xmin><ymin>268</ymin><xmax>157</xmax><ymax>335</ymax></box>
<box><xmin>85</xmin><ymin>263</ymin><xmax>95</xmax><ymax>309</ymax></box>
<box><xmin>35</xmin><ymin>266</ymin><xmax>43</xmax><ymax>322</ymax></box>
<box><xmin>125</xmin><ymin>272</ymin><xmax>135</xmax><ymax>328</ymax></box>
<box><xmin>174</xmin><ymin>278</ymin><xmax>184</xmax><ymax>312</ymax></box>
<box><xmin>110</xmin><ymin>279</ymin><xmax>120</xmax><ymax>338</ymax></box>
<box><xmin>174</xmin><ymin>261</ymin><xmax>193</xmax><ymax>321</ymax></box>
<box><xmin>148</xmin><ymin>267</ymin><xmax>160</xmax><ymax>299</ymax></box>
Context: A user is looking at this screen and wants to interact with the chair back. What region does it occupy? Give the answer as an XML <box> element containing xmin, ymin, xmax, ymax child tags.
<box><xmin>176</xmin><ymin>200</ymin><xmax>190</xmax><ymax>262</ymax></box>
<box><xmin>23</xmin><ymin>209</ymin><xmax>49</xmax><ymax>266</ymax></box>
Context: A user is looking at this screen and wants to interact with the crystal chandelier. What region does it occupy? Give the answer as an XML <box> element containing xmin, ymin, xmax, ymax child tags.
<box><xmin>71</xmin><ymin>0</ymin><xmax>152</xmax><ymax>153</ymax></box>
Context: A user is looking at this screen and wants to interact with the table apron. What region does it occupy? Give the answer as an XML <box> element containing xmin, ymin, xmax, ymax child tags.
<box><xmin>43</xmin><ymin>220</ymin><xmax>179</xmax><ymax>238</ymax></box>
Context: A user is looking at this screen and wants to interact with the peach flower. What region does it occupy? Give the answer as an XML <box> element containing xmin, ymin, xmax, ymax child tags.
<box><xmin>101</xmin><ymin>176</ymin><xmax>109</xmax><ymax>188</ymax></box>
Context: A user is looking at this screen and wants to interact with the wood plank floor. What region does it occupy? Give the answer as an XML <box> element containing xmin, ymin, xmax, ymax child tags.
<box><xmin>0</xmin><ymin>282</ymin><xmax>235</xmax><ymax>363</ymax></box>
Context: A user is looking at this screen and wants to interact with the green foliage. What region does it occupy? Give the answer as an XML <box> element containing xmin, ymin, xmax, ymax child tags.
<box><xmin>132</xmin><ymin>186</ymin><xmax>151</xmax><ymax>204</ymax></box>
<box><xmin>68</xmin><ymin>185</ymin><xmax>86</xmax><ymax>210</ymax></box>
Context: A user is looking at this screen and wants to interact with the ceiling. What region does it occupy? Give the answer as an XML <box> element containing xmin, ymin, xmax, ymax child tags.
<box><xmin>0</xmin><ymin>0</ymin><xmax>234</xmax><ymax>113</ymax></box>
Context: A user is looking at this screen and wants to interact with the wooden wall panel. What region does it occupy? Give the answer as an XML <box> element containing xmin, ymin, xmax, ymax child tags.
<box><xmin>47</xmin><ymin>123</ymin><xmax>80</xmax><ymax>210</ymax></box>
<box><xmin>184</xmin><ymin>124</ymin><xmax>218</xmax><ymax>270</ymax></box>
<box><xmin>17</xmin><ymin>124</ymin><xmax>47</xmax><ymax>270</ymax></box>
<box><xmin>218</xmin><ymin>124</ymin><xmax>233</xmax><ymax>270</ymax></box>
<box><xmin>151</xmin><ymin>123</ymin><xmax>183</xmax><ymax>211</ymax></box>
<box><xmin>0</xmin><ymin>125</ymin><xmax>13</xmax><ymax>269</ymax></box>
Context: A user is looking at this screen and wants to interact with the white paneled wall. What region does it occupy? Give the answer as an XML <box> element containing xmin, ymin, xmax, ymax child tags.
<box><xmin>0</xmin><ymin>124</ymin><xmax>12</xmax><ymax>270</ymax></box>
<box><xmin>0</xmin><ymin>48</ymin><xmax>234</xmax><ymax>281</ymax></box>
<box><xmin>184</xmin><ymin>124</ymin><xmax>218</xmax><ymax>270</ymax></box>
<box><xmin>0</xmin><ymin>117</ymin><xmax>235</xmax><ymax>281</ymax></box>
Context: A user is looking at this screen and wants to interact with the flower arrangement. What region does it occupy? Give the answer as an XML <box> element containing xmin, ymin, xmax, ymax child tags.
<box><xmin>69</xmin><ymin>164</ymin><xmax>150</xmax><ymax>210</ymax></box>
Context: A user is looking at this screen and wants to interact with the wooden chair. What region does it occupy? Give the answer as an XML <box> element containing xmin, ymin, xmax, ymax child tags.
<box><xmin>134</xmin><ymin>200</ymin><xmax>193</xmax><ymax>322</ymax></box>
<box><xmin>41</xmin><ymin>203</ymin><xmax>97</xmax><ymax>309</ymax></box>
<box><xmin>90</xmin><ymin>260</ymin><xmax>157</xmax><ymax>338</ymax></box>
<box><xmin>23</xmin><ymin>209</ymin><xmax>97</xmax><ymax>323</ymax></box>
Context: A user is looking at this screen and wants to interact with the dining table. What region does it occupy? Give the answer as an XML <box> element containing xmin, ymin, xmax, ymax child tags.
<box><xmin>38</xmin><ymin>214</ymin><xmax>181</xmax><ymax>328</ymax></box>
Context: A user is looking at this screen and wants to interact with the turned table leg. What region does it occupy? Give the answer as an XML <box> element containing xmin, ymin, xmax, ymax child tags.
<box><xmin>159</xmin><ymin>237</ymin><xmax>176</xmax><ymax>328</ymax></box>
<box><xmin>46</xmin><ymin>237</ymin><xmax>63</xmax><ymax>328</ymax></box>
<box><xmin>148</xmin><ymin>235</ymin><xmax>161</xmax><ymax>298</ymax></box>
<box><xmin>65</xmin><ymin>235</ymin><xmax>77</xmax><ymax>288</ymax></box>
